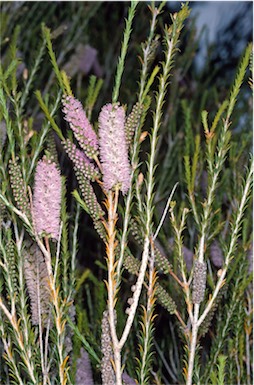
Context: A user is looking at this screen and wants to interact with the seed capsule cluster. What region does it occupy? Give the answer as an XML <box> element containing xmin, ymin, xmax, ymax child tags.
<box><xmin>130</xmin><ymin>218</ymin><xmax>172</xmax><ymax>273</ymax></box>
<box><xmin>76</xmin><ymin>171</ymin><xmax>104</xmax><ymax>221</ymax></box>
<box><xmin>63</xmin><ymin>139</ymin><xmax>99</xmax><ymax>181</ymax></box>
<box><xmin>9</xmin><ymin>157</ymin><xmax>30</xmax><ymax>218</ymax></box>
<box><xmin>192</xmin><ymin>260</ymin><xmax>207</xmax><ymax>304</ymax></box>
<box><xmin>125</xmin><ymin>102</ymin><xmax>143</xmax><ymax>147</ymax></box>
<box><xmin>101</xmin><ymin>310</ymin><xmax>116</xmax><ymax>385</ymax></box>
<box><xmin>155</xmin><ymin>283</ymin><xmax>177</xmax><ymax>314</ymax></box>
<box><xmin>6</xmin><ymin>240</ymin><xmax>18</xmax><ymax>299</ymax></box>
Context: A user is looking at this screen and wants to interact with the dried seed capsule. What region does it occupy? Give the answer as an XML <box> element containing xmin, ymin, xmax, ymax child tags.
<box><xmin>76</xmin><ymin>170</ymin><xmax>104</xmax><ymax>221</ymax></box>
<box><xmin>192</xmin><ymin>260</ymin><xmax>207</xmax><ymax>304</ymax></box>
<box><xmin>125</xmin><ymin>102</ymin><xmax>143</xmax><ymax>147</ymax></box>
<box><xmin>155</xmin><ymin>283</ymin><xmax>177</xmax><ymax>314</ymax></box>
<box><xmin>9</xmin><ymin>157</ymin><xmax>30</xmax><ymax>219</ymax></box>
<box><xmin>101</xmin><ymin>310</ymin><xmax>115</xmax><ymax>385</ymax></box>
<box><xmin>63</xmin><ymin>139</ymin><xmax>99</xmax><ymax>181</ymax></box>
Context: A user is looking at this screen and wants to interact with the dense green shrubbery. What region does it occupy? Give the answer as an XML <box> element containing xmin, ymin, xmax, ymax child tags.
<box><xmin>0</xmin><ymin>2</ymin><xmax>252</xmax><ymax>385</ymax></box>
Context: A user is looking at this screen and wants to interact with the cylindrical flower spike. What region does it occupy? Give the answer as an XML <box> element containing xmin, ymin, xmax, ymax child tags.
<box><xmin>33</xmin><ymin>157</ymin><xmax>61</xmax><ymax>240</ymax></box>
<box><xmin>98</xmin><ymin>103</ymin><xmax>131</xmax><ymax>194</ymax></box>
<box><xmin>62</xmin><ymin>95</ymin><xmax>98</xmax><ymax>158</ymax></box>
<box><xmin>23</xmin><ymin>240</ymin><xmax>51</xmax><ymax>327</ymax></box>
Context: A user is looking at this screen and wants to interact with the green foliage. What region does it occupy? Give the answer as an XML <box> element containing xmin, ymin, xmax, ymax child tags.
<box><xmin>85</xmin><ymin>75</ymin><xmax>104</xmax><ymax>120</ymax></box>
<box><xmin>227</xmin><ymin>43</ymin><xmax>252</xmax><ymax>118</ymax></box>
<box><xmin>112</xmin><ymin>1</ymin><xmax>138</xmax><ymax>103</ymax></box>
<box><xmin>41</xmin><ymin>24</ymin><xmax>65</xmax><ymax>93</ymax></box>
<box><xmin>203</xmin><ymin>256</ymin><xmax>251</xmax><ymax>384</ymax></box>
<box><xmin>0</xmin><ymin>2</ymin><xmax>252</xmax><ymax>385</ymax></box>
<box><xmin>67</xmin><ymin>315</ymin><xmax>100</xmax><ymax>365</ymax></box>
<box><xmin>35</xmin><ymin>90</ymin><xmax>64</xmax><ymax>141</ymax></box>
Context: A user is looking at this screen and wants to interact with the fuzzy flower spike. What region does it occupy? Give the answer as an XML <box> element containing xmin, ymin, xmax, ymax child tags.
<box><xmin>33</xmin><ymin>157</ymin><xmax>61</xmax><ymax>240</ymax></box>
<box><xmin>98</xmin><ymin>103</ymin><xmax>131</xmax><ymax>195</ymax></box>
<box><xmin>62</xmin><ymin>95</ymin><xmax>99</xmax><ymax>159</ymax></box>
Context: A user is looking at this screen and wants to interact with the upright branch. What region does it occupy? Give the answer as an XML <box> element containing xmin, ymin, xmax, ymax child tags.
<box><xmin>104</xmin><ymin>190</ymin><xmax>122</xmax><ymax>384</ymax></box>
<box><xmin>119</xmin><ymin>0</ymin><xmax>190</xmax><ymax>353</ymax></box>
<box><xmin>98</xmin><ymin>100</ymin><xmax>131</xmax><ymax>384</ymax></box>
<box><xmin>112</xmin><ymin>1</ymin><xmax>138</xmax><ymax>103</ymax></box>
<box><xmin>117</xmin><ymin>2</ymin><xmax>165</xmax><ymax>285</ymax></box>
<box><xmin>99</xmin><ymin>5</ymin><xmax>190</xmax><ymax>384</ymax></box>
<box><xmin>186</xmin><ymin>44</ymin><xmax>252</xmax><ymax>385</ymax></box>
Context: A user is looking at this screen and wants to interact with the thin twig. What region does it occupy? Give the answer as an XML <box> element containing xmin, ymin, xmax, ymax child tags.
<box><xmin>153</xmin><ymin>182</ymin><xmax>178</xmax><ymax>240</ymax></box>
<box><xmin>37</xmin><ymin>258</ymin><xmax>46</xmax><ymax>384</ymax></box>
<box><xmin>106</xmin><ymin>190</ymin><xmax>122</xmax><ymax>384</ymax></box>
<box><xmin>198</xmin><ymin>161</ymin><xmax>253</xmax><ymax>327</ymax></box>
<box><xmin>53</xmin><ymin>221</ymin><xmax>63</xmax><ymax>285</ymax></box>
<box><xmin>116</xmin><ymin>2</ymin><xmax>163</xmax><ymax>285</ymax></box>
<box><xmin>0</xmin><ymin>298</ymin><xmax>37</xmax><ymax>383</ymax></box>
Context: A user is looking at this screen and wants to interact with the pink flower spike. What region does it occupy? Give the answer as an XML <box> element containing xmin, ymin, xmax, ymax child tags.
<box><xmin>33</xmin><ymin>157</ymin><xmax>61</xmax><ymax>240</ymax></box>
<box><xmin>62</xmin><ymin>95</ymin><xmax>98</xmax><ymax>158</ymax></box>
<box><xmin>98</xmin><ymin>103</ymin><xmax>131</xmax><ymax>194</ymax></box>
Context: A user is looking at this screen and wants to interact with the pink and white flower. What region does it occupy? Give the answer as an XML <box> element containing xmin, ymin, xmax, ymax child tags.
<box><xmin>98</xmin><ymin>103</ymin><xmax>131</xmax><ymax>194</ymax></box>
<box><xmin>33</xmin><ymin>157</ymin><xmax>61</xmax><ymax>240</ymax></box>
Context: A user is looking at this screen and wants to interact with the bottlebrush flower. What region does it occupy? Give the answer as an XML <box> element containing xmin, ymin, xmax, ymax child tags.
<box><xmin>63</xmin><ymin>139</ymin><xmax>99</xmax><ymax>181</ymax></box>
<box><xmin>62</xmin><ymin>95</ymin><xmax>98</xmax><ymax>158</ymax></box>
<box><xmin>98</xmin><ymin>103</ymin><xmax>131</xmax><ymax>194</ymax></box>
<box><xmin>33</xmin><ymin>157</ymin><xmax>61</xmax><ymax>240</ymax></box>
<box><xmin>23</xmin><ymin>240</ymin><xmax>51</xmax><ymax>327</ymax></box>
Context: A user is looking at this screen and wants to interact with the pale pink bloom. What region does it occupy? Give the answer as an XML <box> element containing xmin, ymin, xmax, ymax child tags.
<box><xmin>98</xmin><ymin>103</ymin><xmax>131</xmax><ymax>194</ymax></box>
<box><xmin>62</xmin><ymin>96</ymin><xmax>98</xmax><ymax>158</ymax></box>
<box><xmin>33</xmin><ymin>158</ymin><xmax>61</xmax><ymax>240</ymax></box>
